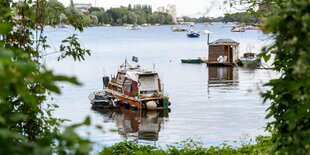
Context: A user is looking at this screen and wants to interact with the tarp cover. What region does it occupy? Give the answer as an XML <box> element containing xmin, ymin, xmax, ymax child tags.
<box><xmin>125</xmin><ymin>70</ymin><xmax>140</xmax><ymax>82</ymax></box>
<box><xmin>139</xmin><ymin>75</ymin><xmax>159</xmax><ymax>91</ymax></box>
<box><xmin>125</xmin><ymin>70</ymin><xmax>159</xmax><ymax>93</ymax></box>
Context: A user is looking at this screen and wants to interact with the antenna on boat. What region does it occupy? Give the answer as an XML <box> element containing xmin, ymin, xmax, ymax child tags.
<box><xmin>125</xmin><ymin>57</ymin><xmax>127</xmax><ymax>70</ymax></box>
<box><xmin>153</xmin><ymin>63</ymin><xmax>156</xmax><ymax>71</ymax></box>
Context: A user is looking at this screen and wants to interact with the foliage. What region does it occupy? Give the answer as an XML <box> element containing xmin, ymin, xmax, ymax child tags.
<box><xmin>262</xmin><ymin>1</ymin><xmax>310</xmax><ymax>154</ymax></box>
<box><xmin>100</xmin><ymin>141</ymin><xmax>160</xmax><ymax>155</ymax></box>
<box><xmin>222</xmin><ymin>12</ymin><xmax>259</xmax><ymax>23</ymax></box>
<box><xmin>181</xmin><ymin>16</ymin><xmax>224</xmax><ymax>23</ymax></box>
<box><xmin>46</xmin><ymin>0</ymin><xmax>65</xmax><ymax>26</ymax></box>
<box><xmin>100</xmin><ymin>136</ymin><xmax>272</xmax><ymax>155</ymax></box>
<box><xmin>181</xmin><ymin>12</ymin><xmax>258</xmax><ymax>24</ymax></box>
<box><xmin>228</xmin><ymin>0</ymin><xmax>310</xmax><ymax>154</ymax></box>
<box><xmin>59</xmin><ymin>34</ymin><xmax>91</xmax><ymax>61</ymax></box>
<box><xmin>0</xmin><ymin>0</ymin><xmax>92</xmax><ymax>154</ymax></box>
<box><xmin>96</xmin><ymin>5</ymin><xmax>174</xmax><ymax>25</ymax></box>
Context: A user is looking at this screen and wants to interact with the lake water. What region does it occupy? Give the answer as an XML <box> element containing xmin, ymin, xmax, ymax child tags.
<box><xmin>44</xmin><ymin>23</ymin><xmax>277</xmax><ymax>149</ymax></box>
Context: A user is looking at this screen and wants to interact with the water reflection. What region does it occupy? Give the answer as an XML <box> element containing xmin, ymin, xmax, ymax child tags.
<box><xmin>208</xmin><ymin>67</ymin><xmax>238</xmax><ymax>87</ymax></box>
<box><xmin>91</xmin><ymin>106</ymin><xmax>170</xmax><ymax>141</ymax></box>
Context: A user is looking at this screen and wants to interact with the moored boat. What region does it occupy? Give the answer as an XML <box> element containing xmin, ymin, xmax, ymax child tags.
<box><xmin>231</xmin><ymin>26</ymin><xmax>245</xmax><ymax>32</ymax></box>
<box><xmin>88</xmin><ymin>90</ymin><xmax>115</xmax><ymax>108</ymax></box>
<box><xmin>181</xmin><ymin>57</ymin><xmax>204</xmax><ymax>64</ymax></box>
<box><xmin>171</xmin><ymin>26</ymin><xmax>188</xmax><ymax>32</ymax></box>
<box><xmin>127</xmin><ymin>25</ymin><xmax>140</xmax><ymax>30</ymax></box>
<box><xmin>187</xmin><ymin>30</ymin><xmax>200</xmax><ymax>38</ymax></box>
<box><xmin>100</xmin><ymin>59</ymin><xmax>170</xmax><ymax>110</ymax></box>
<box><xmin>239</xmin><ymin>52</ymin><xmax>261</xmax><ymax>68</ymax></box>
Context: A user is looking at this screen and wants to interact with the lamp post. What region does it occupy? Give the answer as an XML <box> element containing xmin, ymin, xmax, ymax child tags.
<box><xmin>203</xmin><ymin>29</ymin><xmax>213</xmax><ymax>45</ymax></box>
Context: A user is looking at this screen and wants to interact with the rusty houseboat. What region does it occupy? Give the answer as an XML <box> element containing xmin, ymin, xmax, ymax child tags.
<box><xmin>100</xmin><ymin>60</ymin><xmax>170</xmax><ymax>110</ymax></box>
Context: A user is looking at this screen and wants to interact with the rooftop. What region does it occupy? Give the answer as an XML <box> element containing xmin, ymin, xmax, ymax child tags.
<box><xmin>209</xmin><ymin>39</ymin><xmax>239</xmax><ymax>46</ymax></box>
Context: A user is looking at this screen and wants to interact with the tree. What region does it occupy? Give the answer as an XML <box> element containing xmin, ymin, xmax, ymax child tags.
<box><xmin>46</xmin><ymin>0</ymin><xmax>65</xmax><ymax>26</ymax></box>
<box><xmin>229</xmin><ymin>0</ymin><xmax>310</xmax><ymax>154</ymax></box>
<box><xmin>0</xmin><ymin>0</ymin><xmax>92</xmax><ymax>154</ymax></box>
<box><xmin>70</xmin><ymin>0</ymin><xmax>74</xmax><ymax>7</ymax></box>
<box><xmin>128</xmin><ymin>4</ymin><xmax>132</xmax><ymax>11</ymax></box>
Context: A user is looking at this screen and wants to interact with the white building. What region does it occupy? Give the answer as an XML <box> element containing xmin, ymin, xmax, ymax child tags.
<box><xmin>74</xmin><ymin>3</ymin><xmax>92</xmax><ymax>12</ymax></box>
<box><xmin>156</xmin><ymin>4</ymin><xmax>177</xmax><ymax>23</ymax></box>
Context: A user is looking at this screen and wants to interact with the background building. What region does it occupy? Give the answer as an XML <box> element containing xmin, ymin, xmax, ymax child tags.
<box><xmin>156</xmin><ymin>4</ymin><xmax>177</xmax><ymax>23</ymax></box>
<box><xmin>74</xmin><ymin>3</ymin><xmax>92</xmax><ymax>12</ymax></box>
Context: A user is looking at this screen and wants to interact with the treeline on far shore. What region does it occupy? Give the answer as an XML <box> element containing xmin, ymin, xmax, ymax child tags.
<box><xmin>46</xmin><ymin>0</ymin><xmax>174</xmax><ymax>26</ymax></box>
<box><xmin>45</xmin><ymin>0</ymin><xmax>259</xmax><ymax>27</ymax></box>
<box><xmin>181</xmin><ymin>12</ymin><xmax>260</xmax><ymax>24</ymax></box>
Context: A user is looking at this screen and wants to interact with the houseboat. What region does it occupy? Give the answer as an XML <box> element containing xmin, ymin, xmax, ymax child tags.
<box><xmin>206</xmin><ymin>39</ymin><xmax>240</xmax><ymax>66</ymax></box>
<box><xmin>101</xmin><ymin>60</ymin><xmax>170</xmax><ymax>110</ymax></box>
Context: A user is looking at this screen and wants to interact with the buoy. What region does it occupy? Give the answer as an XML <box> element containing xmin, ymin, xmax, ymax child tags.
<box><xmin>146</xmin><ymin>101</ymin><xmax>157</xmax><ymax>110</ymax></box>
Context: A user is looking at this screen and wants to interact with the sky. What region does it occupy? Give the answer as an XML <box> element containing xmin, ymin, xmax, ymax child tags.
<box><xmin>59</xmin><ymin>0</ymin><xmax>234</xmax><ymax>17</ymax></box>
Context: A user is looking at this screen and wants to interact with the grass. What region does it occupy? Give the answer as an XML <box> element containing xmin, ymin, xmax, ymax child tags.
<box><xmin>99</xmin><ymin>136</ymin><xmax>272</xmax><ymax>155</ymax></box>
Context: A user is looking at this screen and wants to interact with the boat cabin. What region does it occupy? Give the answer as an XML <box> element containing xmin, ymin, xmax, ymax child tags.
<box><xmin>206</xmin><ymin>39</ymin><xmax>239</xmax><ymax>66</ymax></box>
<box><xmin>124</xmin><ymin>70</ymin><xmax>160</xmax><ymax>97</ymax></box>
<box><xmin>242</xmin><ymin>52</ymin><xmax>256</xmax><ymax>59</ymax></box>
<box><xmin>109</xmin><ymin>69</ymin><xmax>161</xmax><ymax>98</ymax></box>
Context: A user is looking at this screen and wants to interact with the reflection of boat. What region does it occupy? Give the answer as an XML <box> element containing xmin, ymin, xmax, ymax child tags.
<box><xmin>187</xmin><ymin>30</ymin><xmax>200</xmax><ymax>38</ymax></box>
<box><xmin>208</xmin><ymin>67</ymin><xmax>238</xmax><ymax>87</ymax></box>
<box><xmin>91</xmin><ymin>105</ymin><xmax>170</xmax><ymax>141</ymax></box>
<box><xmin>103</xmin><ymin>59</ymin><xmax>170</xmax><ymax>110</ymax></box>
<box><xmin>239</xmin><ymin>53</ymin><xmax>261</xmax><ymax>68</ymax></box>
<box><xmin>231</xmin><ymin>26</ymin><xmax>245</xmax><ymax>32</ymax></box>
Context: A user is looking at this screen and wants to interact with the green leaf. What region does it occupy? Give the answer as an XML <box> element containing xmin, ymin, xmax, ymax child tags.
<box><xmin>83</xmin><ymin>116</ymin><xmax>91</xmax><ymax>125</ymax></box>
<box><xmin>262</xmin><ymin>53</ymin><xmax>271</xmax><ymax>62</ymax></box>
<box><xmin>0</xmin><ymin>23</ymin><xmax>12</xmax><ymax>35</ymax></box>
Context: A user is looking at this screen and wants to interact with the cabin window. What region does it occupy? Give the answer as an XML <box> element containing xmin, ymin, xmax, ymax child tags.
<box><xmin>116</xmin><ymin>73</ymin><xmax>125</xmax><ymax>84</ymax></box>
<box><xmin>111</xmin><ymin>85</ymin><xmax>122</xmax><ymax>93</ymax></box>
<box><xmin>123</xmin><ymin>78</ymin><xmax>132</xmax><ymax>93</ymax></box>
<box><xmin>123</xmin><ymin>78</ymin><xmax>138</xmax><ymax>97</ymax></box>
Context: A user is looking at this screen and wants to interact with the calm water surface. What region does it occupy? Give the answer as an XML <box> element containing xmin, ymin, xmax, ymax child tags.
<box><xmin>44</xmin><ymin>24</ymin><xmax>277</xmax><ymax>149</ymax></box>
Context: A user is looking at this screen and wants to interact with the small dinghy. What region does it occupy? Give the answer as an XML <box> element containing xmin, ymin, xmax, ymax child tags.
<box><xmin>88</xmin><ymin>90</ymin><xmax>115</xmax><ymax>108</ymax></box>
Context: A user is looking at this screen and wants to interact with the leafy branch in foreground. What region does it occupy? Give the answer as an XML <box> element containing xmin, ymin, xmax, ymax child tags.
<box><xmin>228</xmin><ymin>0</ymin><xmax>310</xmax><ymax>154</ymax></box>
<box><xmin>59</xmin><ymin>34</ymin><xmax>91</xmax><ymax>61</ymax></box>
<box><xmin>0</xmin><ymin>0</ymin><xmax>93</xmax><ymax>154</ymax></box>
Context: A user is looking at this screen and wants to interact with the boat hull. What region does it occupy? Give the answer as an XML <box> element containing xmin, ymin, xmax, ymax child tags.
<box><xmin>187</xmin><ymin>33</ymin><xmax>200</xmax><ymax>38</ymax></box>
<box><xmin>181</xmin><ymin>59</ymin><xmax>203</xmax><ymax>64</ymax></box>
<box><xmin>239</xmin><ymin>59</ymin><xmax>261</xmax><ymax>68</ymax></box>
<box><xmin>109</xmin><ymin>90</ymin><xmax>169</xmax><ymax>110</ymax></box>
